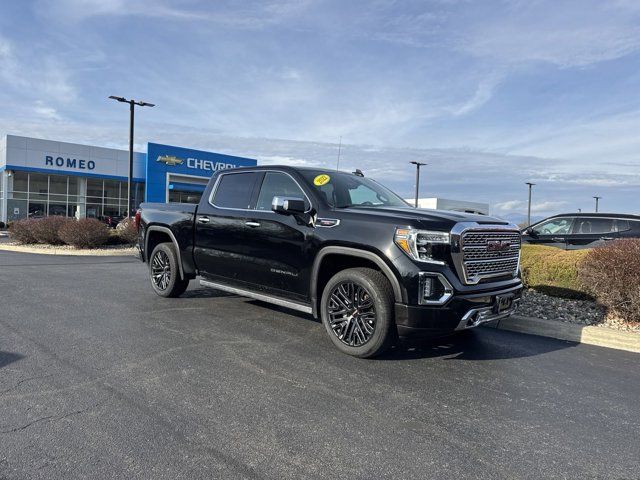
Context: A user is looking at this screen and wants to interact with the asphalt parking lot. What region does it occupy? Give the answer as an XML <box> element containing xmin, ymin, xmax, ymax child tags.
<box><xmin>1</xmin><ymin>251</ymin><xmax>639</xmax><ymax>479</ymax></box>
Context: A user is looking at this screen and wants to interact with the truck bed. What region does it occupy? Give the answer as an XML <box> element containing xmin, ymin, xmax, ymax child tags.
<box><xmin>138</xmin><ymin>202</ymin><xmax>199</xmax><ymax>279</ymax></box>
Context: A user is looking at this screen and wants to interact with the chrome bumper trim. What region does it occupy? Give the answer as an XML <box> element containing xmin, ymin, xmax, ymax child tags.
<box><xmin>455</xmin><ymin>299</ymin><xmax>520</xmax><ymax>331</ymax></box>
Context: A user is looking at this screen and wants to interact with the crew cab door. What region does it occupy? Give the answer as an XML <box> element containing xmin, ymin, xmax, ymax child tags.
<box><xmin>566</xmin><ymin>217</ymin><xmax>617</xmax><ymax>250</ymax></box>
<box><xmin>193</xmin><ymin>171</ymin><xmax>261</xmax><ymax>282</ymax></box>
<box><xmin>243</xmin><ymin>171</ymin><xmax>314</xmax><ymax>301</ymax></box>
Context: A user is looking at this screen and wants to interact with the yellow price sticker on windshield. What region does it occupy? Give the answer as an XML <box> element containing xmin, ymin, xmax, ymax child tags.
<box><xmin>314</xmin><ymin>174</ymin><xmax>330</xmax><ymax>186</ymax></box>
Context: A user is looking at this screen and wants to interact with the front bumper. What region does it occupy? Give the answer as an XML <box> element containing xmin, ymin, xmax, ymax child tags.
<box><xmin>394</xmin><ymin>282</ymin><xmax>522</xmax><ymax>338</ymax></box>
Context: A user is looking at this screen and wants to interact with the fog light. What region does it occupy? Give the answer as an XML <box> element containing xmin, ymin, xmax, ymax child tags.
<box><xmin>418</xmin><ymin>272</ymin><xmax>453</xmax><ymax>305</ymax></box>
<box><xmin>420</xmin><ymin>275</ymin><xmax>434</xmax><ymax>298</ymax></box>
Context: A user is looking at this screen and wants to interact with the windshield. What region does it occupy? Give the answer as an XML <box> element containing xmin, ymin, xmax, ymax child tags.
<box><xmin>300</xmin><ymin>170</ymin><xmax>409</xmax><ymax>208</ymax></box>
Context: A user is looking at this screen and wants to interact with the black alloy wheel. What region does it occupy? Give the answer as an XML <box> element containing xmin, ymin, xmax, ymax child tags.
<box><xmin>148</xmin><ymin>242</ymin><xmax>190</xmax><ymax>298</ymax></box>
<box><xmin>327</xmin><ymin>282</ymin><xmax>377</xmax><ymax>347</ymax></box>
<box><xmin>320</xmin><ymin>267</ymin><xmax>396</xmax><ymax>358</ymax></box>
<box><xmin>151</xmin><ymin>249</ymin><xmax>172</xmax><ymax>291</ymax></box>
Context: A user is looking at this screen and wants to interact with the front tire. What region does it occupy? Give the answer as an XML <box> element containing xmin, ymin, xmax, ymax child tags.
<box><xmin>149</xmin><ymin>242</ymin><xmax>189</xmax><ymax>298</ymax></box>
<box><xmin>320</xmin><ymin>267</ymin><xmax>396</xmax><ymax>358</ymax></box>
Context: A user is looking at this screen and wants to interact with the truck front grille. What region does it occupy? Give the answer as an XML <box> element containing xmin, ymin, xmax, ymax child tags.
<box><xmin>460</xmin><ymin>230</ymin><xmax>521</xmax><ymax>284</ymax></box>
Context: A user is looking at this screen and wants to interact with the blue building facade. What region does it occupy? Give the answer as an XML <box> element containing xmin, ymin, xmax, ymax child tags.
<box><xmin>146</xmin><ymin>142</ymin><xmax>256</xmax><ymax>203</ymax></box>
<box><xmin>0</xmin><ymin>134</ymin><xmax>256</xmax><ymax>223</ymax></box>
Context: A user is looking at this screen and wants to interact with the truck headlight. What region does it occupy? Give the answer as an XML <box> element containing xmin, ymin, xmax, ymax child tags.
<box><xmin>394</xmin><ymin>228</ymin><xmax>449</xmax><ymax>263</ymax></box>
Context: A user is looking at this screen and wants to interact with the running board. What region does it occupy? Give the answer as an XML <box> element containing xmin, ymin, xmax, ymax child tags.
<box><xmin>199</xmin><ymin>279</ymin><xmax>313</xmax><ymax>314</ymax></box>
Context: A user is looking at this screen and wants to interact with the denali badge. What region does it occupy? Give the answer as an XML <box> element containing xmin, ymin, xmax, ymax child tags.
<box><xmin>486</xmin><ymin>240</ymin><xmax>511</xmax><ymax>252</ymax></box>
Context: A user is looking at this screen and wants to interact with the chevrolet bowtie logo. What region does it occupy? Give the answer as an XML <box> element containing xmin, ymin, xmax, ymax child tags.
<box><xmin>486</xmin><ymin>240</ymin><xmax>511</xmax><ymax>252</ymax></box>
<box><xmin>156</xmin><ymin>155</ymin><xmax>184</xmax><ymax>166</ymax></box>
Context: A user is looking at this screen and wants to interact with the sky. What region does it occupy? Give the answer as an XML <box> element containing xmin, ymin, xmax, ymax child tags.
<box><xmin>0</xmin><ymin>0</ymin><xmax>639</xmax><ymax>222</ymax></box>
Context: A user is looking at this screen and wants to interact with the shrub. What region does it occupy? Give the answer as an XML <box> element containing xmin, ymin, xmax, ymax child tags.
<box><xmin>8</xmin><ymin>219</ymin><xmax>38</xmax><ymax>244</ymax></box>
<box><xmin>59</xmin><ymin>218</ymin><xmax>110</xmax><ymax>248</ymax></box>
<box><xmin>115</xmin><ymin>217</ymin><xmax>138</xmax><ymax>245</ymax></box>
<box><xmin>520</xmin><ymin>244</ymin><xmax>590</xmax><ymax>299</ymax></box>
<box><xmin>30</xmin><ymin>216</ymin><xmax>72</xmax><ymax>245</ymax></box>
<box><xmin>578</xmin><ymin>239</ymin><xmax>640</xmax><ymax>325</ymax></box>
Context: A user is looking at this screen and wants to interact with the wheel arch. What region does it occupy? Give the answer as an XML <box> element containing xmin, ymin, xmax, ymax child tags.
<box><xmin>145</xmin><ymin>226</ymin><xmax>185</xmax><ymax>280</ymax></box>
<box><xmin>310</xmin><ymin>246</ymin><xmax>404</xmax><ymax>318</ymax></box>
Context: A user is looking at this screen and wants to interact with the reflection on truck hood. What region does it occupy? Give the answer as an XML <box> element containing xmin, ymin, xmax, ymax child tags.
<box><xmin>337</xmin><ymin>206</ymin><xmax>511</xmax><ymax>227</ymax></box>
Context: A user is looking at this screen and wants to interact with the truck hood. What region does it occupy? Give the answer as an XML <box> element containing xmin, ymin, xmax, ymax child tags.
<box><xmin>336</xmin><ymin>206</ymin><xmax>513</xmax><ymax>229</ymax></box>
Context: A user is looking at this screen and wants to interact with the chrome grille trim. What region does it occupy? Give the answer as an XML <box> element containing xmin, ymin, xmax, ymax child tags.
<box><xmin>450</xmin><ymin>223</ymin><xmax>521</xmax><ymax>285</ymax></box>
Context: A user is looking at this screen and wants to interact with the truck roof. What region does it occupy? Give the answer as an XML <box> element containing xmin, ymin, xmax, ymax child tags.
<box><xmin>221</xmin><ymin>165</ymin><xmax>359</xmax><ymax>175</ymax></box>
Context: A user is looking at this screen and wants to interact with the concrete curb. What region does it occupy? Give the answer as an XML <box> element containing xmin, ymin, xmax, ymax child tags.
<box><xmin>0</xmin><ymin>244</ymin><xmax>137</xmax><ymax>257</ymax></box>
<box><xmin>485</xmin><ymin>315</ymin><xmax>640</xmax><ymax>354</ymax></box>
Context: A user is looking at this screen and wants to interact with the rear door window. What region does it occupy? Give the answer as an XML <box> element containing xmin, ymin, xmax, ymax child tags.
<box><xmin>211</xmin><ymin>172</ymin><xmax>259</xmax><ymax>209</ymax></box>
<box><xmin>572</xmin><ymin>218</ymin><xmax>615</xmax><ymax>234</ymax></box>
<box><xmin>615</xmin><ymin>219</ymin><xmax>630</xmax><ymax>232</ymax></box>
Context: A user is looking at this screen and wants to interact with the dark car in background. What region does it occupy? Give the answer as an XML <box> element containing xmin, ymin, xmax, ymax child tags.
<box><xmin>522</xmin><ymin>213</ymin><xmax>640</xmax><ymax>249</ymax></box>
<box><xmin>101</xmin><ymin>215</ymin><xmax>125</xmax><ymax>228</ymax></box>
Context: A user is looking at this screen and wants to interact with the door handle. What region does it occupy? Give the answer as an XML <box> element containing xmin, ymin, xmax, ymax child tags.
<box><xmin>197</xmin><ymin>216</ymin><xmax>210</xmax><ymax>224</ymax></box>
<box><xmin>551</xmin><ymin>237</ymin><xmax>565</xmax><ymax>242</ymax></box>
<box><xmin>245</xmin><ymin>221</ymin><xmax>261</xmax><ymax>228</ymax></box>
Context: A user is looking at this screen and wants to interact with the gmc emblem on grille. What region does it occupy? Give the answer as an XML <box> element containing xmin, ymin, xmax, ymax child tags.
<box><xmin>486</xmin><ymin>240</ymin><xmax>511</xmax><ymax>252</ymax></box>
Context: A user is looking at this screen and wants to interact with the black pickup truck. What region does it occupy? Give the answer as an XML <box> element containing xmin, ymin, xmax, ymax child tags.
<box><xmin>137</xmin><ymin>166</ymin><xmax>522</xmax><ymax>358</ymax></box>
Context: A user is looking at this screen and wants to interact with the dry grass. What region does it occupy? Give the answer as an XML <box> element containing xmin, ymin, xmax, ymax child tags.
<box><xmin>520</xmin><ymin>244</ymin><xmax>591</xmax><ymax>299</ymax></box>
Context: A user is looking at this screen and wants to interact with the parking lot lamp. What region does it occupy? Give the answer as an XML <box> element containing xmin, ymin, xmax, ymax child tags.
<box><xmin>525</xmin><ymin>182</ymin><xmax>535</xmax><ymax>226</ymax></box>
<box><xmin>593</xmin><ymin>196</ymin><xmax>601</xmax><ymax>213</ymax></box>
<box><xmin>409</xmin><ymin>161</ymin><xmax>427</xmax><ymax>208</ymax></box>
<box><xmin>109</xmin><ymin>96</ymin><xmax>155</xmax><ymax>217</ymax></box>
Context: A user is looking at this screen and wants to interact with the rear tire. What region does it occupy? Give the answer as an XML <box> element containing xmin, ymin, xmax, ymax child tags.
<box><xmin>320</xmin><ymin>267</ymin><xmax>396</xmax><ymax>358</ymax></box>
<box><xmin>149</xmin><ymin>242</ymin><xmax>189</xmax><ymax>298</ymax></box>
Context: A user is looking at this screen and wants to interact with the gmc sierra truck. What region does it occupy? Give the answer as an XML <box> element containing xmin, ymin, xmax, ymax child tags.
<box><xmin>137</xmin><ymin>166</ymin><xmax>522</xmax><ymax>358</ymax></box>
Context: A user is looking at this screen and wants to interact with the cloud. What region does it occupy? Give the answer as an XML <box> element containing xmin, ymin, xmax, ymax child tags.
<box><xmin>1</xmin><ymin>0</ymin><xmax>638</xmax><ymax>217</ymax></box>
<box><xmin>446</xmin><ymin>73</ymin><xmax>504</xmax><ymax>116</ymax></box>
<box><xmin>494</xmin><ymin>199</ymin><xmax>568</xmax><ymax>214</ymax></box>
<box><xmin>35</xmin><ymin>0</ymin><xmax>312</xmax><ymax>27</ymax></box>
<box><xmin>32</xmin><ymin>102</ymin><xmax>62</xmax><ymax>121</ymax></box>
<box><xmin>0</xmin><ymin>37</ymin><xmax>76</xmax><ymax>111</ymax></box>
<box><xmin>494</xmin><ymin>200</ymin><xmax>525</xmax><ymax>211</ymax></box>
<box><xmin>457</xmin><ymin>1</ymin><xmax>640</xmax><ymax>68</ymax></box>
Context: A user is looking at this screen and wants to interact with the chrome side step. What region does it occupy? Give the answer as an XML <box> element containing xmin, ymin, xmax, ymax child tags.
<box><xmin>199</xmin><ymin>279</ymin><xmax>313</xmax><ymax>314</ymax></box>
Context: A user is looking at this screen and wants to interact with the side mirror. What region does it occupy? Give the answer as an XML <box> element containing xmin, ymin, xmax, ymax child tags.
<box><xmin>272</xmin><ymin>196</ymin><xmax>306</xmax><ymax>215</ymax></box>
<box><xmin>525</xmin><ymin>227</ymin><xmax>537</xmax><ymax>237</ymax></box>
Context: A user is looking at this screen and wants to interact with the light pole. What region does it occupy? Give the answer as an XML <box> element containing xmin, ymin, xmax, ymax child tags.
<box><xmin>409</xmin><ymin>161</ymin><xmax>427</xmax><ymax>208</ymax></box>
<box><xmin>525</xmin><ymin>182</ymin><xmax>535</xmax><ymax>226</ymax></box>
<box><xmin>109</xmin><ymin>96</ymin><xmax>155</xmax><ymax>217</ymax></box>
<box><xmin>593</xmin><ymin>196</ymin><xmax>601</xmax><ymax>213</ymax></box>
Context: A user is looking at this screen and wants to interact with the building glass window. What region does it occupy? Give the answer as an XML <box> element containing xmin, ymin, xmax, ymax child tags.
<box><xmin>29</xmin><ymin>174</ymin><xmax>49</xmax><ymax>195</ymax></box>
<box><xmin>49</xmin><ymin>175</ymin><xmax>67</xmax><ymax>195</ymax></box>
<box><xmin>103</xmin><ymin>180</ymin><xmax>120</xmax><ymax>200</ymax></box>
<box><xmin>3</xmin><ymin>170</ymin><xmax>147</xmax><ymax>223</ymax></box>
<box><xmin>168</xmin><ymin>190</ymin><xmax>202</xmax><ymax>204</ymax></box>
<box><xmin>68</xmin><ymin>177</ymin><xmax>79</xmax><ymax>195</ymax></box>
<box><xmin>13</xmin><ymin>171</ymin><xmax>29</xmax><ymax>199</ymax></box>
<box><xmin>86</xmin><ymin>203</ymin><xmax>102</xmax><ymax>219</ymax></box>
<box><xmin>86</xmin><ymin>178</ymin><xmax>103</xmax><ymax>198</ymax></box>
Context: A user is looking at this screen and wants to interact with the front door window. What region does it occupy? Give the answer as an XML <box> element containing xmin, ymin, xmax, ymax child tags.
<box><xmin>532</xmin><ymin>217</ymin><xmax>573</xmax><ymax>235</ymax></box>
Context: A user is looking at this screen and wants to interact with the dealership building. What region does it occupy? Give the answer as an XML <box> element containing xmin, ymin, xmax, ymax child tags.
<box><xmin>0</xmin><ymin>134</ymin><xmax>257</xmax><ymax>223</ymax></box>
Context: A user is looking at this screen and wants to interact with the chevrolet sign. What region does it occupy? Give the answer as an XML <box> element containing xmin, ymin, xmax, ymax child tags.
<box><xmin>156</xmin><ymin>155</ymin><xmax>184</xmax><ymax>166</ymax></box>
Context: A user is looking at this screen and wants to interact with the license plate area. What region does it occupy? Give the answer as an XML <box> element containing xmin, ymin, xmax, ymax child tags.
<box><xmin>494</xmin><ymin>293</ymin><xmax>515</xmax><ymax>314</ymax></box>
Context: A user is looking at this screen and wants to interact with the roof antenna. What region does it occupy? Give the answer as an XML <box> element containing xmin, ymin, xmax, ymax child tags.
<box><xmin>336</xmin><ymin>136</ymin><xmax>342</xmax><ymax>171</ymax></box>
